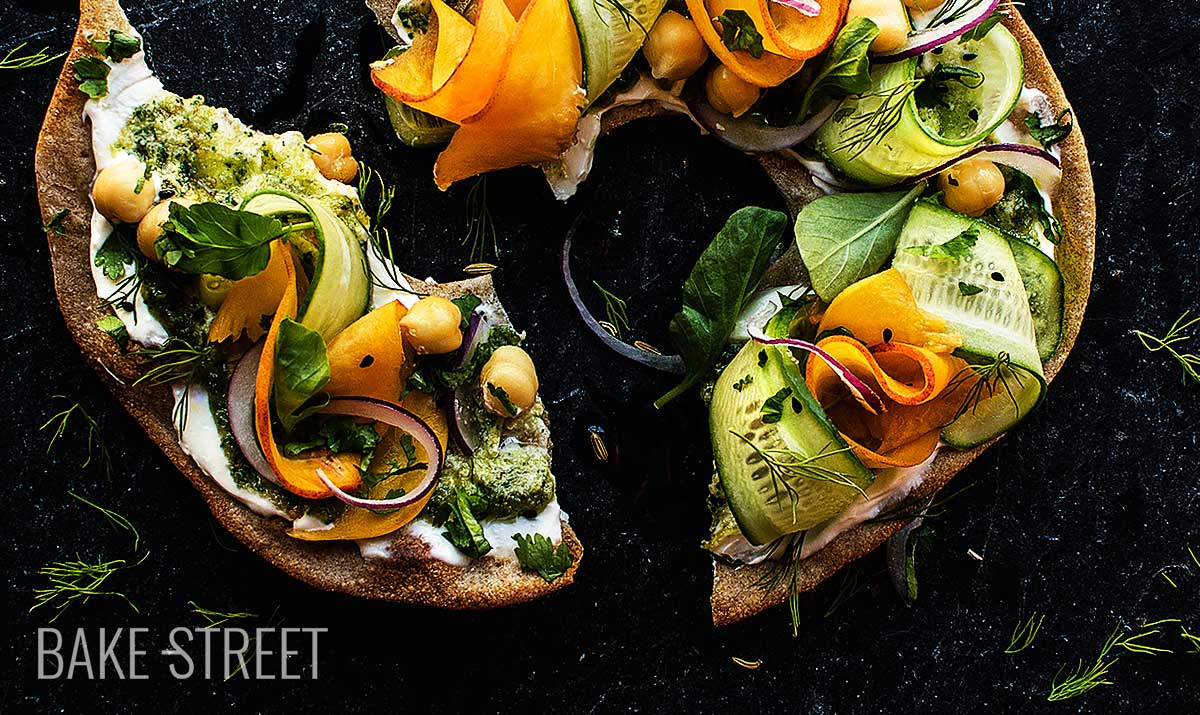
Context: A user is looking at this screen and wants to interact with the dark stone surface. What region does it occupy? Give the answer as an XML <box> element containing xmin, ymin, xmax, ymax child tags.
<box><xmin>2</xmin><ymin>0</ymin><xmax>1198</xmax><ymax>711</ymax></box>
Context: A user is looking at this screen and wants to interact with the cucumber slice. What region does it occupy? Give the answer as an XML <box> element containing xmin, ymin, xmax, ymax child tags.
<box><xmin>568</xmin><ymin>0</ymin><xmax>666</xmax><ymax>105</ymax></box>
<box><xmin>384</xmin><ymin>96</ymin><xmax>455</xmax><ymax>148</ymax></box>
<box><xmin>815</xmin><ymin>25</ymin><xmax>1024</xmax><ymax>185</ymax></box>
<box><xmin>1006</xmin><ymin>238</ymin><xmax>1064</xmax><ymax>363</ymax></box>
<box><xmin>710</xmin><ymin>341</ymin><xmax>873</xmax><ymax>545</ymax></box>
<box><xmin>892</xmin><ymin>200</ymin><xmax>1046</xmax><ymax>447</ymax></box>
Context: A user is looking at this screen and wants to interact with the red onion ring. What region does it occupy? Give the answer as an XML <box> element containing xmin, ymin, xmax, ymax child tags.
<box><xmin>561</xmin><ymin>218</ymin><xmax>686</xmax><ymax>374</ymax></box>
<box><xmin>748</xmin><ymin>325</ymin><xmax>886</xmax><ymax>414</ymax></box>
<box><xmin>227</xmin><ymin>342</ymin><xmax>282</xmax><ymax>486</ymax></box>
<box><xmin>443</xmin><ymin>388</ymin><xmax>483</xmax><ymax>457</ymax></box>
<box><xmin>876</xmin><ymin>0</ymin><xmax>1002</xmax><ymax>63</ymax></box>
<box><xmin>314</xmin><ymin>397</ymin><xmax>444</xmax><ymax>511</ymax></box>
<box><xmin>689</xmin><ymin>99</ymin><xmax>838</xmax><ymax>154</ymax></box>
<box><xmin>906</xmin><ymin>142</ymin><xmax>1062</xmax><ymax>190</ymax></box>
<box><xmin>769</xmin><ymin>0</ymin><xmax>821</xmax><ymax>17</ymax></box>
<box><xmin>452</xmin><ymin>307</ymin><xmax>492</xmax><ymax>370</ymax></box>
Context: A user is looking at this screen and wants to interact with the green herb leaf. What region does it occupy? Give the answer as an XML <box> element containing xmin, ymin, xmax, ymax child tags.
<box><xmin>43</xmin><ymin>208</ymin><xmax>68</xmax><ymax>235</ymax></box>
<box><xmin>715</xmin><ymin>10</ymin><xmax>764</xmax><ymax>58</ymax></box>
<box><xmin>959</xmin><ymin>10</ymin><xmax>1005</xmax><ymax>44</ymax></box>
<box><xmin>1026</xmin><ymin>109</ymin><xmax>1074</xmax><ymax>150</ymax></box>
<box><xmin>513</xmin><ymin>533</ymin><xmax>574</xmax><ymax>582</ymax></box>
<box><xmin>157</xmin><ymin>202</ymin><xmax>284</xmax><ymax>279</ymax></box>
<box><xmin>451</xmin><ymin>294</ymin><xmax>482</xmax><ymax>331</ymax></box>
<box><xmin>656</xmin><ymin>207</ymin><xmax>788</xmax><ymax>408</ymax></box>
<box><xmin>983</xmin><ymin>169</ymin><xmax>1061</xmax><ymax>245</ymax></box>
<box><xmin>761</xmin><ymin>387</ymin><xmax>793</xmax><ymax>424</ymax></box>
<box><xmin>798</xmin><ymin>17</ymin><xmax>879</xmax><ymax>120</ymax></box>
<box><xmin>96</xmin><ymin>315</ymin><xmax>128</xmax><ymax>347</ymax></box>
<box><xmin>958</xmin><ymin>281</ymin><xmax>984</xmax><ymax>296</ymax></box>
<box><xmin>94</xmin><ymin>231</ymin><xmax>136</xmax><ymax>281</ymax></box>
<box><xmin>442</xmin><ymin>488</ymin><xmax>491</xmax><ymax>558</ymax></box>
<box><xmin>408</xmin><ymin>324</ymin><xmax>522</xmax><ymax>394</ymax></box>
<box><xmin>72</xmin><ymin>56</ymin><xmax>110</xmax><ymax>99</ymax></box>
<box><xmin>794</xmin><ymin>185</ymin><xmax>925</xmax><ymax>302</ymax></box>
<box><xmin>89</xmin><ymin>29</ymin><xmax>141</xmax><ymax>62</ymax></box>
<box><xmin>283</xmin><ymin>416</ymin><xmax>380</xmax><ymax>457</ymax></box>
<box><xmin>487</xmin><ymin>383</ymin><xmax>519</xmax><ymax>417</ymax></box>
<box><xmin>915</xmin><ymin>65</ymin><xmax>985</xmax><ymax>110</ymax></box>
<box><xmin>904</xmin><ymin>226</ymin><xmax>979</xmax><ymax>260</ymax></box>
<box><xmin>732</xmin><ymin>374</ymin><xmax>754</xmax><ymax>392</ymax></box>
<box><xmin>273</xmin><ymin>319</ymin><xmax>330</xmax><ymax>433</ymax></box>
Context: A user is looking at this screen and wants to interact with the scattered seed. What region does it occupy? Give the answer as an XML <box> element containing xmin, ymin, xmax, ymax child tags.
<box><xmin>731</xmin><ymin>657</ymin><xmax>761</xmax><ymax>670</ymax></box>
<box><xmin>633</xmin><ymin>340</ymin><xmax>662</xmax><ymax>355</ymax></box>
<box><xmin>463</xmin><ymin>262</ymin><xmax>496</xmax><ymax>276</ymax></box>
<box><xmin>598</xmin><ymin>320</ymin><xmax>619</xmax><ymax>338</ymax></box>
<box><xmin>967</xmin><ymin>548</ymin><xmax>984</xmax><ymax>561</ymax></box>
<box><xmin>588</xmin><ymin>430</ymin><xmax>609</xmax><ymax>463</ymax></box>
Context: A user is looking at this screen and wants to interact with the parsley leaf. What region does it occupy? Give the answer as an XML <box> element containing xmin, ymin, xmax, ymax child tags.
<box><xmin>89</xmin><ymin>29</ymin><xmax>141</xmax><ymax>62</ymax></box>
<box><xmin>283</xmin><ymin>416</ymin><xmax>380</xmax><ymax>457</ymax></box>
<box><xmin>441</xmin><ymin>488</ymin><xmax>491</xmax><ymax>558</ymax></box>
<box><xmin>1025</xmin><ymin>109</ymin><xmax>1074</xmax><ymax>150</ymax></box>
<box><xmin>905</xmin><ymin>226</ymin><xmax>979</xmax><ymax>260</ymax></box>
<box><xmin>157</xmin><ymin>202</ymin><xmax>284</xmax><ymax>279</ymax></box>
<box><xmin>513</xmin><ymin>533</ymin><xmax>574</xmax><ymax>583</ymax></box>
<box><xmin>761</xmin><ymin>387</ymin><xmax>793</xmax><ymax>424</ymax></box>
<box><xmin>451</xmin><ymin>294</ymin><xmax>482</xmax><ymax>331</ymax></box>
<box><xmin>96</xmin><ymin>315</ymin><xmax>128</xmax><ymax>347</ymax></box>
<box><xmin>94</xmin><ymin>231</ymin><xmax>136</xmax><ymax>280</ymax></box>
<box><xmin>715</xmin><ymin>10</ymin><xmax>764</xmax><ymax>58</ymax></box>
<box><xmin>273</xmin><ymin>319</ymin><xmax>330</xmax><ymax>432</ymax></box>
<box><xmin>958</xmin><ymin>281</ymin><xmax>984</xmax><ymax>297</ymax></box>
<box><xmin>72</xmin><ymin>56</ymin><xmax>110</xmax><ymax>99</ymax></box>
<box><xmin>43</xmin><ymin>209</ymin><xmax>68</xmax><ymax>236</ymax></box>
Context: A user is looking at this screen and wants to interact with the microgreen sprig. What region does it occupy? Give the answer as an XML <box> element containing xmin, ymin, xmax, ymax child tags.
<box><xmin>733</xmin><ymin>432</ymin><xmax>868</xmax><ymax>526</ymax></box>
<box><xmin>593</xmin><ymin>281</ymin><xmax>631</xmax><ymax>339</ymax></box>
<box><xmin>1133</xmin><ymin>311</ymin><xmax>1200</xmax><ymax>387</ymax></box>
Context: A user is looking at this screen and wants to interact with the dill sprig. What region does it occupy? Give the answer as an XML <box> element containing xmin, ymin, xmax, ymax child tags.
<box><xmin>1181</xmin><ymin>626</ymin><xmax>1200</xmax><ymax>654</ymax></box>
<box><xmin>834</xmin><ymin>79</ymin><xmax>924</xmax><ymax>161</ymax></box>
<box><xmin>1047</xmin><ymin>624</ymin><xmax>1175</xmax><ymax>702</ymax></box>
<box><xmin>946</xmin><ymin>352</ymin><xmax>1026</xmax><ymax>421</ymax></box>
<box><xmin>593</xmin><ymin>281</ymin><xmax>631</xmax><ymax>338</ymax></box>
<box><xmin>1133</xmin><ymin>311</ymin><xmax>1200</xmax><ymax>386</ymax></box>
<box><xmin>30</xmin><ymin>554</ymin><xmax>145</xmax><ymax>622</ymax></box>
<box><xmin>733</xmin><ymin>432</ymin><xmax>868</xmax><ymax>525</ymax></box>
<box><xmin>925</xmin><ymin>0</ymin><xmax>991</xmax><ymax>28</ymax></box>
<box><xmin>69</xmin><ymin>492</ymin><xmax>140</xmax><ymax>552</ymax></box>
<box><xmin>823</xmin><ymin>562</ymin><xmax>877</xmax><ymax>618</ymax></box>
<box><xmin>189</xmin><ymin>601</ymin><xmax>257</xmax><ymax>629</ymax></box>
<box><xmin>753</xmin><ymin>534</ymin><xmax>806</xmax><ymax>637</ymax></box>
<box><xmin>356</xmin><ymin>163</ymin><xmax>407</xmax><ymax>292</ymax></box>
<box><xmin>1005</xmin><ymin>613</ymin><xmax>1045</xmax><ymax>654</ymax></box>
<box><xmin>40</xmin><ymin>397</ymin><xmax>112</xmax><ymax>479</ymax></box>
<box><xmin>873</xmin><ymin>482</ymin><xmax>976</xmax><ymax>524</ymax></box>
<box><xmin>593</xmin><ymin>0</ymin><xmax>647</xmax><ymax>35</ymax></box>
<box><xmin>0</xmin><ymin>42</ymin><xmax>65</xmax><ymax>71</ymax></box>
<box><xmin>463</xmin><ymin>176</ymin><xmax>498</xmax><ymax>261</ymax></box>
<box><xmin>133</xmin><ymin>339</ymin><xmax>217</xmax><ymax>432</ymax></box>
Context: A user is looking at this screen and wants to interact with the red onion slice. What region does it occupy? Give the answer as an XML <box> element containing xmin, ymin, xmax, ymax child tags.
<box><xmin>445</xmin><ymin>388</ymin><xmax>483</xmax><ymax>457</ymax></box>
<box><xmin>689</xmin><ymin>99</ymin><xmax>837</xmax><ymax>154</ymax></box>
<box><xmin>452</xmin><ymin>307</ymin><xmax>492</xmax><ymax>370</ymax></box>
<box><xmin>906</xmin><ymin>142</ymin><xmax>1062</xmax><ymax>190</ymax></box>
<box><xmin>561</xmin><ymin>219</ymin><xmax>686</xmax><ymax>374</ymax></box>
<box><xmin>227</xmin><ymin>342</ymin><xmax>281</xmax><ymax>486</ymax></box>
<box><xmin>769</xmin><ymin>0</ymin><xmax>821</xmax><ymax>17</ymax></box>
<box><xmin>876</xmin><ymin>0</ymin><xmax>1001</xmax><ymax>63</ymax></box>
<box><xmin>748</xmin><ymin>325</ymin><xmax>886</xmax><ymax>414</ymax></box>
<box><xmin>314</xmin><ymin>397</ymin><xmax>443</xmax><ymax>511</ymax></box>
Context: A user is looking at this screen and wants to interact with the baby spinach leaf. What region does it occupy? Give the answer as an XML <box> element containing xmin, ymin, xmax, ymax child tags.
<box><xmin>72</xmin><ymin>56</ymin><xmax>109</xmax><ymax>99</ymax></box>
<box><xmin>655</xmin><ymin>207</ymin><xmax>788</xmax><ymax>409</ymax></box>
<box><xmin>89</xmin><ymin>29</ymin><xmax>141</xmax><ymax>62</ymax></box>
<box><xmin>273</xmin><ymin>318</ymin><xmax>330</xmax><ymax>432</ymax></box>
<box><xmin>513</xmin><ymin>533</ymin><xmax>574</xmax><ymax>582</ymax></box>
<box><xmin>794</xmin><ymin>184</ymin><xmax>924</xmax><ymax>302</ymax></box>
<box><xmin>715</xmin><ymin>10</ymin><xmax>765</xmax><ymax>58</ymax></box>
<box><xmin>798</xmin><ymin>18</ymin><xmax>880</xmax><ymax>120</ymax></box>
<box><xmin>157</xmin><ymin>202</ymin><xmax>284</xmax><ymax>279</ymax></box>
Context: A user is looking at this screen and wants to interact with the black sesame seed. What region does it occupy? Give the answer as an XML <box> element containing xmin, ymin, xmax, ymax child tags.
<box><xmin>991</xmin><ymin>272</ymin><xmax>1005</xmax><ymax>282</ymax></box>
<box><xmin>359</xmin><ymin>355</ymin><xmax>375</xmax><ymax>368</ymax></box>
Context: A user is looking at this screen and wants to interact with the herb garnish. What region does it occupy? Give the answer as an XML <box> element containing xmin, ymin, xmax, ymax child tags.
<box><xmin>732</xmin><ymin>374</ymin><xmax>754</xmax><ymax>392</ymax></box>
<box><xmin>714</xmin><ymin>10</ymin><xmax>764</xmax><ymax>58</ymax></box>
<box><xmin>157</xmin><ymin>202</ymin><xmax>310</xmax><ymax>280</ymax></box>
<box><xmin>41</xmin><ymin>397</ymin><xmax>113</xmax><ymax>479</ymax></box>
<box><xmin>487</xmin><ymin>383</ymin><xmax>520</xmax><ymax>417</ymax></box>
<box><xmin>656</xmin><ymin>207</ymin><xmax>788</xmax><ymax>408</ymax></box>
<box><xmin>760</xmin><ymin>387</ymin><xmax>793</xmax><ymax>424</ymax></box>
<box><xmin>0</xmin><ymin>42</ymin><xmax>65</xmax><ymax>71</ymax></box>
<box><xmin>1026</xmin><ymin>109</ymin><xmax>1074</xmax><ymax>150</ymax></box>
<box><xmin>284</xmin><ymin>416</ymin><xmax>381</xmax><ymax>460</ymax></box>
<box><xmin>594</xmin><ymin>0</ymin><xmax>647</xmax><ymax>35</ymax></box>
<box><xmin>72</xmin><ymin>56</ymin><xmax>110</xmax><ymax>99</ymax></box>
<box><xmin>272</xmin><ymin>319</ymin><xmax>331</xmax><ymax>432</ymax></box>
<box><xmin>513</xmin><ymin>533</ymin><xmax>575</xmax><ymax>582</ymax></box>
<box><xmin>797</xmin><ymin>17</ymin><xmax>879</xmax><ymax>121</ymax></box>
<box><xmin>96</xmin><ymin>315</ymin><xmax>129</xmax><ymax>347</ymax></box>
<box><xmin>88</xmin><ymin>29</ymin><xmax>141</xmax><ymax>62</ymax></box>
<box><xmin>408</xmin><ymin>324</ymin><xmax>521</xmax><ymax>394</ymax></box>
<box><xmin>70</xmin><ymin>492</ymin><xmax>140</xmax><ymax>552</ymax></box>
<box><xmin>189</xmin><ymin>601</ymin><xmax>257</xmax><ymax>629</ymax></box>
<box><xmin>441</xmin><ymin>488</ymin><xmax>492</xmax><ymax>558</ymax></box>
<box><xmin>1133</xmin><ymin>311</ymin><xmax>1200</xmax><ymax>387</ymax></box>
<box><xmin>463</xmin><ymin>176</ymin><xmax>498</xmax><ymax>261</ymax></box>
<box><xmin>43</xmin><ymin>208</ymin><xmax>68</xmax><ymax>235</ymax></box>
<box><xmin>356</xmin><ymin>164</ymin><xmax>406</xmax><ymax>292</ymax></box>
<box><xmin>1005</xmin><ymin>613</ymin><xmax>1045</xmax><ymax>654</ymax></box>
<box><xmin>959</xmin><ymin>8</ymin><xmax>1007</xmax><ymax>43</ymax></box>
<box><xmin>958</xmin><ymin>281</ymin><xmax>984</xmax><ymax>296</ymax></box>
<box><xmin>752</xmin><ymin>534</ymin><xmax>806</xmax><ymax>637</ymax></box>
<box><xmin>593</xmin><ymin>281</ymin><xmax>631</xmax><ymax>339</ymax></box>
<box><xmin>832</xmin><ymin>79</ymin><xmax>924</xmax><ymax>159</ymax></box>
<box><xmin>30</xmin><ymin>556</ymin><xmax>144</xmax><ymax>622</ymax></box>
<box><xmin>133</xmin><ymin>338</ymin><xmax>218</xmax><ymax>432</ymax></box>
<box><xmin>914</xmin><ymin>65</ymin><xmax>985</xmax><ymax>110</ymax></box>
<box><xmin>946</xmin><ymin>352</ymin><xmax>1026</xmax><ymax>420</ymax></box>
<box><xmin>732</xmin><ymin>432</ymin><xmax>868</xmax><ymax>525</ymax></box>
<box><xmin>904</xmin><ymin>226</ymin><xmax>979</xmax><ymax>260</ymax></box>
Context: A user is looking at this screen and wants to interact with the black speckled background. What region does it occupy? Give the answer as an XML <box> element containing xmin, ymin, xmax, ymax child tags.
<box><xmin>2</xmin><ymin>0</ymin><xmax>1198</xmax><ymax>711</ymax></box>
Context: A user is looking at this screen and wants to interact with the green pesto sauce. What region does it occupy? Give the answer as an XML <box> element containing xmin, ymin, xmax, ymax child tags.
<box><xmin>703</xmin><ymin>471</ymin><xmax>742</xmax><ymax>554</ymax></box>
<box><xmin>113</xmin><ymin>94</ymin><xmax>363</xmax><ymax>226</ymax></box>
<box><xmin>424</xmin><ymin>397</ymin><xmax>555</xmax><ymax>521</ymax></box>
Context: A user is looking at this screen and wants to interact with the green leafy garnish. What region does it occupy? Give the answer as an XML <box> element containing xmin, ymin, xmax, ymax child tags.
<box><xmin>1133</xmin><ymin>311</ymin><xmax>1200</xmax><ymax>387</ymax></box>
<box><xmin>88</xmin><ymin>29</ymin><xmax>141</xmax><ymax>62</ymax></box>
<box><xmin>94</xmin><ymin>231</ymin><xmax>137</xmax><ymax>280</ymax></box>
<box><xmin>831</xmin><ymin>79</ymin><xmax>925</xmax><ymax>160</ymax></box>
<box><xmin>594</xmin><ymin>281</ymin><xmax>631</xmax><ymax>339</ymax></box>
<box><xmin>70</xmin><ymin>491</ymin><xmax>140</xmax><ymax>552</ymax></box>
<box><xmin>190</xmin><ymin>601</ymin><xmax>257</xmax><ymax>629</ymax></box>
<box><xmin>43</xmin><ymin>208</ymin><xmax>68</xmax><ymax>235</ymax></box>
<box><xmin>904</xmin><ymin>226</ymin><xmax>979</xmax><ymax>260</ymax></box>
<box><xmin>463</xmin><ymin>176</ymin><xmax>498</xmax><ymax>261</ymax></box>
<box><xmin>958</xmin><ymin>9</ymin><xmax>1006</xmax><ymax>43</ymax></box>
<box><xmin>656</xmin><ymin>207</ymin><xmax>788</xmax><ymax>408</ymax></box>
<box><xmin>72</xmin><ymin>56</ymin><xmax>110</xmax><ymax>99</ymax></box>
<box><xmin>441</xmin><ymin>488</ymin><xmax>491</xmax><ymax>558</ymax></box>
<box><xmin>487</xmin><ymin>383</ymin><xmax>520</xmax><ymax>417</ymax></box>
<box><xmin>958</xmin><ymin>281</ymin><xmax>984</xmax><ymax>297</ymax></box>
<box><xmin>984</xmin><ymin>169</ymin><xmax>1062</xmax><ymax>245</ymax></box>
<box><xmin>157</xmin><ymin>202</ymin><xmax>298</xmax><ymax>279</ymax></box>
<box><xmin>41</xmin><ymin>397</ymin><xmax>112</xmax><ymax>479</ymax></box>
<box><xmin>0</xmin><ymin>42</ymin><xmax>65</xmax><ymax>71</ymax></box>
<box><xmin>794</xmin><ymin>185</ymin><xmax>925</xmax><ymax>302</ymax></box>
<box><xmin>1026</xmin><ymin>109</ymin><xmax>1074</xmax><ymax>150</ymax></box>
<box><xmin>760</xmin><ymin>387</ymin><xmax>792</xmax><ymax>424</ymax></box>
<box><xmin>451</xmin><ymin>294</ymin><xmax>482</xmax><ymax>331</ymax></box>
<box><xmin>798</xmin><ymin>17</ymin><xmax>879</xmax><ymax>120</ymax></box>
<box><xmin>273</xmin><ymin>319</ymin><xmax>331</xmax><ymax>432</ymax></box>
<box><xmin>283</xmin><ymin>416</ymin><xmax>381</xmax><ymax>458</ymax></box>
<box><xmin>408</xmin><ymin>325</ymin><xmax>522</xmax><ymax>394</ymax></box>
<box><xmin>513</xmin><ymin>533</ymin><xmax>575</xmax><ymax>582</ymax></box>
<box><xmin>1005</xmin><ymin>613</ymin><xmax>1045</xmax><ymax>654</ymax></box>
<box><xmin>714</xmin><ymin>10</ymin><xmax>764</xmax><ymax>58</ymax></box>
<box><xmin>96</xmin><ymin>315</ymin><xmax>128</xmax><ymax>347</ymax></box>
<box><xmin>914</xmin><ymin>65</ymin><xmax>985</xmax><ymax>110</ymax></box>
<box><xmin>30</xmin><ymin>556</ymin><xmax>143</xmax><ymax>622</ymax></box>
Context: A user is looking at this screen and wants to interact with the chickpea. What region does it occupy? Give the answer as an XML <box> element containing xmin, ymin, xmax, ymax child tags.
<box><xmin>846</xmin><ymin>0</ymin><xmax>909</xmax><ymax>54</ymax></box>
<box><xmin>308</xmin><ymin>132</ymin><xmax>358</xmax><ymax>183</ymax></box>
<box><xmin>198</xmin><ymin>274</ymin><xmax>233</xmax><ymax>310</ymax></box>
<box><xmin>939</xmin><ymin>159</ymin><xmax>1006</xmax><ymax>217</ymax></box>
<box><xmin>705</xmin><ymin>64</ymin><xmax>760</xmax><ymax>118</ymax></box>
<box><xmin>903</xmin><ymin>0</ymin><xmax>943</xmax><ymax>10</ymax></box>
<box><xmin>480</xmin><ymin>345</ymin><xmax>538</xmax><ymax>418</ymax></box>
<box><xmin>398</xmin><ymin>296</ymin><xmax>463</xmax><ymax>355</ymax></box>
<box><xmin>136</xmin><ymin>197</ymin><xmax>195</xmax><ymax>260</ymax></box>
<box><xmin>643</xmin><ymin>11</ymin><xmax>709</xmax><ymax>81</ymax></box>
<box><xmin>93</xmin><ymin>159</ymin><xmax>156</xmax><ymax>224</ymax></box>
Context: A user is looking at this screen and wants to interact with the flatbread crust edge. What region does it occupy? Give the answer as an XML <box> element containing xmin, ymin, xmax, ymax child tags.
<box><xmin>33</xmin><ymin>0</ymin><xmax>581</xmax><ymax>610</ymax></box>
